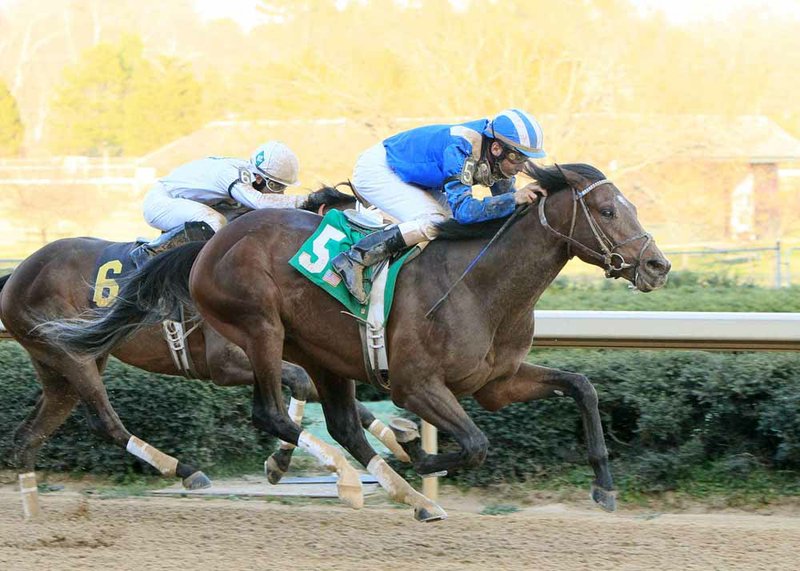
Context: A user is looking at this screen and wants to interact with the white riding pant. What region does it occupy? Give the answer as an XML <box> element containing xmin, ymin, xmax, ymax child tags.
<box><xmin>352</xmin><ymin>143</ymin><xmax>450</xmax><ymax>244</ymax></box>
<box><xmin>143</xmin><ymin>183</ymin><xmax>227</xmax><ymax>232</ymax></box>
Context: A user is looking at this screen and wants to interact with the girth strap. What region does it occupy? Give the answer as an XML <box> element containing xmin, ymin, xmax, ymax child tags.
<box><xmin>161</xmin><ymin>305</ymin><xmax>202</xmax><ymax>379</ymax></box>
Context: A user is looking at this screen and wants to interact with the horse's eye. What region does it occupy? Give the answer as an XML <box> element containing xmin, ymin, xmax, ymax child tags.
<box><xmin>600</xmin><ymin>208</ymin><xmax>615</xmax><ymax>219</ymax></box>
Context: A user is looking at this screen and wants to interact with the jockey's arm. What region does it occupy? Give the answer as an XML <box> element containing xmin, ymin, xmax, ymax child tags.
<box><xmin>444</xmin><ymin>179</ymin><xmax>517</xmax><ymax>224</ymax></box>
<box><xmin>229</xmin><ymin>182</ymin><xmax>305</xmax><ymax>210</ymax></box>
<box><xmin>441</xmin><ymin>143</ymin><xmax>516</xmax><ymax>224</ymax></box>
<box><xmin>490</xmin><ymin>177</ymin><xmax>515</xmax><ymax>196</ymax></box>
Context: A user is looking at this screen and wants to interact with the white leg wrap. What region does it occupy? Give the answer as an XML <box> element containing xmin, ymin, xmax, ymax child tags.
<box><xmin>280</xmin><ymin>398</ymin><xmax>307</xmax><ymax>450</ymax></box>
<box><xmin>367</xmin><ymin>455</ymin><xmax>447</xmax><ymax>521</ymax></box>
<box><xmin>19</xmin><ymin>472</ymin><xmax>40</xmax><ymax>519</ymax></box>
<box><xmin>368</xmin><ymin>419</ymin><xmax>411</xmax><ymax>463</ymax></box>
<box><xmin>298</xmin><ymin>431</ymin><xmax>363</xmax><ymax>509</ymax></box>
<box><xmin>126</xmin><ymin>435</ymin><xmax>179</xmax><ymax>477</ymax></box>
<box><xmin>367</xmin><ymin>455</ymin><xmax>415</xmax><ymax>502</ymax></box>
<box><xmin>298</xmin><ymin>430</ymin><xmax>348</xmax><ymax>472</ymax></box>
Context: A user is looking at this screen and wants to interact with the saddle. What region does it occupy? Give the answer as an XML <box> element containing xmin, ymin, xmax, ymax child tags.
<box><xmin>130</xmin><ymin>221</ymin><xmax>215</xmax><ymax>269</ymax></box>
<box><xmin>289</xmin><ymin>209</ymin><xmax>426</xmax><ymax>391</ymax></box>
<box><xmin>342</xmin><ymin>206</ymin><xmax>388</xmax><ymax>232</ymax></box>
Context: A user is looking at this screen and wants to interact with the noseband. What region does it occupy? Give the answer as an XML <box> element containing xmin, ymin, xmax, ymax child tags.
<box><xmin>538</xmin><ymin>177</ymin><xmax>652</xmax><ymax>279</ymax></box>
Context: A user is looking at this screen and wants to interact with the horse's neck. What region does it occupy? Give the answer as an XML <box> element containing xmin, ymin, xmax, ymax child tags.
<box><xmin>466</xmin><ymin>208</ymin><xmax>570</xmax><ymax>321</ymax></box>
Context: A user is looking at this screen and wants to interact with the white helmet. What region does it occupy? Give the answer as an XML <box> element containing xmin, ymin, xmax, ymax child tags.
<box><xmin>249</xmin><ymin>141</ymin><xmax>300</xmax><ymax>186</ymax></box>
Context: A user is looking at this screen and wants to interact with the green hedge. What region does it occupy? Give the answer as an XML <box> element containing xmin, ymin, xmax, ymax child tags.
<box><xmin>0</xmin><ymin>343</ymin><xmax>274</xmax><ymax>476</ymax></box>
<box><xmin>3</xmin><ymin>330</ymin><xmax>800</xmax><ymax>493</ymax></box>
<box><xmin>399</xmin><ymin>349</ymin><xmax>800</xmax><ymax>491</ymax></box>
<box><xmin>539</xmin><ymin>271</ymin><xmax>800</xmax><ymax>312</ymax></box>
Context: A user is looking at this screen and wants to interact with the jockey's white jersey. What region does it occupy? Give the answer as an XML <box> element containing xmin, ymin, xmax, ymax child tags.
<box><xmin>158</xmin><ymin>157</ymin><xmax>303</xmax><ymax>210</ymax></box>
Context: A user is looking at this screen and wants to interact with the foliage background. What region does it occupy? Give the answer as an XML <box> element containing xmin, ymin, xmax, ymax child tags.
<box><xmin>1</xmin><ymin>0</ymin><xmax>798</xmax><ymax>155</ymax></box>
<box><xmin>2</xmin><ymin>333</ymin><xmax>798</xmax><ymax>494</ymax></box>
<box><xmin>1</xmin><ymin>1</ymin><xmax>799</xmax><ymax>257</ymax></box>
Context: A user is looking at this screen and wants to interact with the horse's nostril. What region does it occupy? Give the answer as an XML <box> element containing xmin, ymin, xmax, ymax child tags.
<box><xmin>646</xmin><ymin>258</ymin><xmax>671</xmax><ymax>274</ymax></box>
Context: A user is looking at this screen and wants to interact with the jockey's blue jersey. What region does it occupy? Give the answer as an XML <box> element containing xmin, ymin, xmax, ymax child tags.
<box><xmin>383</xmin><ymin>119</ymin><xmax>517</xmax><ymax>224</ymax></box>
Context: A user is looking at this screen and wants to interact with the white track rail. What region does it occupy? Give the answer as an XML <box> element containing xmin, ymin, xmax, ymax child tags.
<box><xmin>533</xmin><ymin>311</ymin><xmax>800</xmax><ymax>351</ymax></box>
<box><xmin>3</xmin><ymin>311</ymin><xmax>800</xmax><ymax>350</ymax></box>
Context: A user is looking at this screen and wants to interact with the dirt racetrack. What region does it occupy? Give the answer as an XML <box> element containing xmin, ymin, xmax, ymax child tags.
<box><xmin>2</xmin><ymin>477</ymin><xmax>799</xmax><ymax>571</ymax></box>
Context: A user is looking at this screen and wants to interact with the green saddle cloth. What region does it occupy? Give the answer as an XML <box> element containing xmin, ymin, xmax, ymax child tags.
<box><xmin>289</xmin><ymin>210</ymin><xmax>418</xmax><ymax>319</ymax></box>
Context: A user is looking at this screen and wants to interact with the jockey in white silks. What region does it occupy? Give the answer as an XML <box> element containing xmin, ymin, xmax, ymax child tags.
<box><xmin>133</xmin><ymin>141</ymin><xmax>302</xmax><ymax>265</ymax></box>
<box><xmin>331</xmin><ymin>108</ymin><xmax>548</xmax><ymax>303</ymax></box>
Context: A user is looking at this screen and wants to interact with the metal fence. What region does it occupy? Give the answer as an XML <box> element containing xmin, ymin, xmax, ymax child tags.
<box><xmin>663</xmin><ymin>242</ymin><xmax>798</xmax><ymax>288</ymax></box>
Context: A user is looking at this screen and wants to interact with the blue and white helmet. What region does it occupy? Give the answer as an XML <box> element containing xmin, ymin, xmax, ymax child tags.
<box><xmin>483</xmin><ymin>109</ymin><xmax>546</xmax><ymax>158</ymax></box>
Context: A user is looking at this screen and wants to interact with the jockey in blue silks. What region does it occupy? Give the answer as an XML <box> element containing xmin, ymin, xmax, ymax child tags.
<box><xmin>332</xmin><ymin>108</ymin><xmax>547</xmax><ymax>303</ymax></box>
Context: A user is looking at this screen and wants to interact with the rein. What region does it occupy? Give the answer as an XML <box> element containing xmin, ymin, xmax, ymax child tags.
<box><xmin>425</xmin><ymin>168</ymin><xmax>651</xmax><ymax>319</ymax></box>
<box><xmin>425</xmin><ymin>203</ymin><xmax>532</xmax><ymax>319</ymax></box>
<box><xmin>540</xmin><ymin>166</ymin><xmax>652</xmax><ymax>278</ymax></box>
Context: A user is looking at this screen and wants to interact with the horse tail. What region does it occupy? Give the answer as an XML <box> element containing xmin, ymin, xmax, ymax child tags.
<box><xmin>35</xmin><ymin>242</ymin><xmax>205</xmax><ymax>358</ymax></box>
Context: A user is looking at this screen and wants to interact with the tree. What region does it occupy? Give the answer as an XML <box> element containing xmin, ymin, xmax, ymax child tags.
<box><xmin>48</xmin><ymin>35</ymin><xmax>205</xmax><ymax>156</ymax></box>
<box><xmin>0</xmin><ymin>80</ymin><xmax>23</xmax><ymax>156</ymax></box>
<box><xmin>121</xmin><ymin>56</ymin><xmax>204</xmax><ymax>155</ymax></box>
<box><xmin>49</xmin><ymin>35</ymin><xmax>142</xmax><ymax>156</ymax></box>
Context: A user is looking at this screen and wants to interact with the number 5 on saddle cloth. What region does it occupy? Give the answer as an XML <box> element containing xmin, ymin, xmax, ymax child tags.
<box><xmin>289</xmin><ymin>209</ymin><xmax>425</xmax><ymax>390</ymax></box>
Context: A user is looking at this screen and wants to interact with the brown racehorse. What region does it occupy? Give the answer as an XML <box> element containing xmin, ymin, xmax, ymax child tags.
<box><xmin>0</xmin><ymin>185</ymin><xmax>409</xmax><ymax>516</ymax></box>
<box><xmin>42</xmin><ymin>163</ymin><xmax>671</xmax><ymax>521</ymax></box>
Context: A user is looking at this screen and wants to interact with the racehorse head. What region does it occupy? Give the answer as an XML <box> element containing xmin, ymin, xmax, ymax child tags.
<box><xmin>528</xmin><ymin>163</ymin><xmax>671</xmax><ymax>292</ymax></box>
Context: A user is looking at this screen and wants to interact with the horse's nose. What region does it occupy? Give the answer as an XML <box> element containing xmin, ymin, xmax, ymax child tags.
<box><xmin>645</xmin><ymin>257</ymin><xmax>671</xmax><ymax>276</ymax></box>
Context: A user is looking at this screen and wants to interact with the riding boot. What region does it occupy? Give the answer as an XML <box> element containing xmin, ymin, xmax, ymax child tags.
<box><xmin>130</xmin><ymin>221</ymin><xmax>215</xmax><ymax>268</ymax></box>
<box><xmin>331</xmin><ymin>225</ymin><xmax>407</xmax><ymax>304</ymax></box>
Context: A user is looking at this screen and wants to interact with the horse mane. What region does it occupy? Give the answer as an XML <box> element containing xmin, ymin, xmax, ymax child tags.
<box><xmin>435</xmin><ymin>163</ymin><xmax>607</xmax><ymax>240</ymax></box>
<box><xmin>299</xmin><ymin>182</ymin><xmax>356</xmax><ymax>213</ymax></box>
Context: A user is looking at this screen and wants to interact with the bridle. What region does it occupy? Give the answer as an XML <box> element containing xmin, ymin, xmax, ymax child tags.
<box><xmin>426</xmin><ymin>170</ymin><xmax>652</xmax><ymax>319</ymax></box>
<box><xmin>537</xmin><ymin>172</ymin><xmax>652</xmax><ymax>279</ymax></box>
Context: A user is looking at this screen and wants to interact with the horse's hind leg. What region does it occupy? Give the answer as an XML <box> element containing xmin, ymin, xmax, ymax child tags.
<box><xmin>266</xmin><ymin>369</ymin><xmax>410</xmax><ymax>483</ymax></box>
<box><xmin>245</xmin><ymin>330</ymin><xmax>363</xmax><ymax>508</ymax></box>
<box><xmin>12</xmin><ymin>359</ymin><xmax>80</xmax><ymax>518</ymax></box>
<box><xmin>313</xmin><ymin>373</ymin><xmax>446</xmax><ymax>522</ymax></box>
<box><xmin>56</xmin><ymin>356</ymin><xmax>211</xmax><ymax>490</ymax></box>
<box><xmin>205</xmin><ymin>325</ymin><xmax>310</xmax><ymax>483</ymax></box>
<box><xmin>356</xmin><ymin>401</ymin><xmax>411</xmax><ymax>463</ymax></box>
<box><xmin>264</xmin><ymin>361</ymin><xmax>315</xmax><ymax>484</ymax></box>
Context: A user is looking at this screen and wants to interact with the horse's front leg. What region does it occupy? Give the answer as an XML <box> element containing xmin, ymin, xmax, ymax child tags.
<box><xmin>390</xmin><ymin>381</ymin><xmax>492</xmax><ymax>478</ymax></box>
<box><xmin>473</xmin><ymin>362</ymin><xmax>616</xmax><ymax>512</ymax></box>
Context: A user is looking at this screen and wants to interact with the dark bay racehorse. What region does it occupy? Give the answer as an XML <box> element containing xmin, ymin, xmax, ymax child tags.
<box><xmin>42</xmin><ymin>164</ymin><xmax>671</xmax><ymax>521</ymax></box>
<box><xmin>0</xmin><ymin>186</ymin><xmax>410</xmax><ymax>515</ymax></box>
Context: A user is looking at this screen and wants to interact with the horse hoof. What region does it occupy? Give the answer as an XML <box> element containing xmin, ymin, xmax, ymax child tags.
<box><xmin>414</xmin><ymin>504</ymin><xmax>448</xmax><ymax>523</ymax></box>
<box><xmin>265</xmin><ymin>456</ymin><xmax>286</xmax><ymax>485</ymax></box>
<box><xmin>591</xmin><ymin>483</ymin><xmax>617</xmax><ymax>512</ymax></box>
<box><xmin>389</xmin><ymin>417</ymin><xmax>420</xmax><ymax>443</ymax></box>
<box><xmin>183</xmin><ymin>471</ymin><xmax>212</xmax><ymax>490</ymax></box>
<box><xmin>336</xmin><ymin>468</ymin><xmax>364</xmax><ymax>510</ymax></box>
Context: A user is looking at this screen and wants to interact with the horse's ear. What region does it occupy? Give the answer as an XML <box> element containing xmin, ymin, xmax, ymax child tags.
<box><xmin>554</xmin><ymin>163</ymin><xmax>584</xmax><ymax>189</ymax></box>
